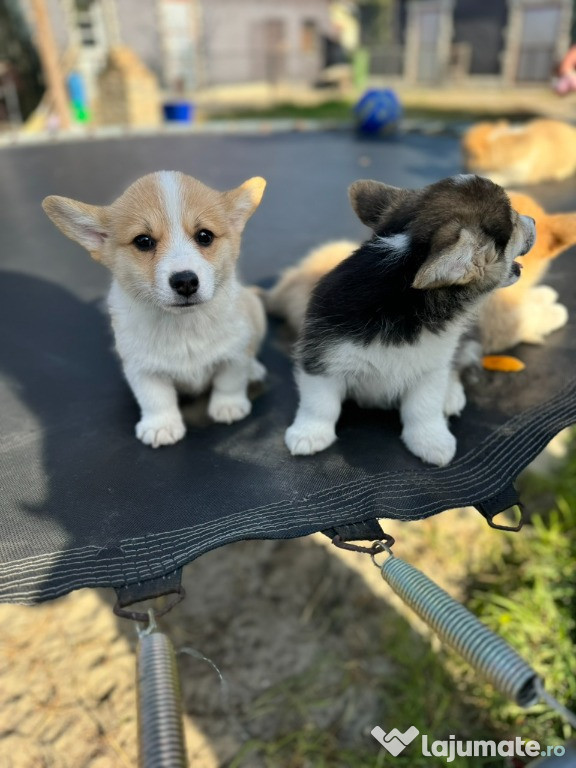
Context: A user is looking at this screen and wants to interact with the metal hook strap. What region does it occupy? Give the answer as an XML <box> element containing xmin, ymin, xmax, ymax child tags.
<box><xmin>332</xmin><ymin>532</ymin><xmax>395</xmax><ymax>555</ymax></box>
<box><xmin>485</xmin><ymin>503</ymin><xmax>525</xmax><ymax>532</ymax></box>
<box><xmin>475</xmin><ymin>485</ymin><xmax>525</xmax><ymax>532</ymax></box>
<box><xmin>113</xmin><ymin>584</ymin><xmax>186</xmax><ymax>624</ymax></box>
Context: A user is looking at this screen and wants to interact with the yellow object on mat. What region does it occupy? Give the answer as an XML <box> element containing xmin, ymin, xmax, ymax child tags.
<box><xmin>482</xmin><ymin>355</ymin><xmax>526</xmax><ymax>372</ymax></box>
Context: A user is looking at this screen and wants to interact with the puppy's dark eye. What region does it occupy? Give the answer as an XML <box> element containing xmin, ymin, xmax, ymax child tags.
<box><xmin>133</xmin><ymin>234</ymin><xmax>156</xmax><ymax>252</ymax></box>
<box><xmin>196</xmin><ymin>229</ymin><xmax>214</xmax><ymax>246</ymax></box>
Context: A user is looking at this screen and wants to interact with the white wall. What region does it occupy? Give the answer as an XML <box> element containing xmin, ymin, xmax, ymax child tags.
<box><xmin>201</xmin><ymin>0</ymin><xmax>331</xmax><ymax>84</ymax></box>
<box><xmin>116</xmin><ymin>0</ymin><xmax>163</xmax><ymax>77</ymax></box>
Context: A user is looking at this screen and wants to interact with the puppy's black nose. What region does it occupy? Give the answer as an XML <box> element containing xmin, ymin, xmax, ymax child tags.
<box><xmin>169</xmin><ymin>270</ymin><xmax>199</xmax><ymax>297</ymax></box>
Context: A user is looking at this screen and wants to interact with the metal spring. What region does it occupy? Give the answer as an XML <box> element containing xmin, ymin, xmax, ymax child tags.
<box><xmin>379</xmin><ymin>554</ymin><xmax>540</xmax><ymax>707</ymax></box>
<box><xmin>137</xmin><ymin>631</ymin><xmax>188</xmax><ymax>768</ymax></box>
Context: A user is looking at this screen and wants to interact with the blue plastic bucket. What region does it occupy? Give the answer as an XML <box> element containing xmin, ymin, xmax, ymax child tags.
<box><xmin>163</xmin><ymin>102</ymin><xmax>194</xmax><ymax>123</ymax></box>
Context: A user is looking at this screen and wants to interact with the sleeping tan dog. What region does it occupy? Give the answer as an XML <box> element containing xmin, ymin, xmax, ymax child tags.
<box><xmin>461</xmin><ymin>119</ymin><xmax>576</xmax><ymax>186</ymax></box>
<box><xmin>266</xmin><ymin>191</ymin><xmax>576</xmax><ymax>355</ymax></box>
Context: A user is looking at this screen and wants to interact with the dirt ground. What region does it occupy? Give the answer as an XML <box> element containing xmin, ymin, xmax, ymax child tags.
<box><xmin>0</xmin><ymin>509</ymin><xmax>501</xmax><ymax>768</ymax></box>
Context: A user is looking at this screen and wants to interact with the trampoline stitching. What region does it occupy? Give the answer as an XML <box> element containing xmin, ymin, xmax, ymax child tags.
<box><xmin>1</xmin><ymin>385</ymin><xmax>575</xmax><ymax>599</ymax></box>
<box><xmin>2</xmin><ymin>398</ymin><xmax>574</xmax><ymax>581</ymax></box>
<box><xmin>1</xmin><ymin>381</ymin><xmax>574</xmax><ymax>548</ymax></box>
<box><xmin>115</xmin><ymin>386</ymin><xmax>576</xmax><ymax>537</ymax></box>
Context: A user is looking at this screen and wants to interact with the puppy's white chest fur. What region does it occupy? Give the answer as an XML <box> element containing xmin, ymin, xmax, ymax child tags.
<box><xmin>327</xmin><ymin>326</ymin><xmax>464</xmax><ymax>407</ymax></box>
<box><xmin>109</xmin><ymin>280</ymin><xmax>251</xmax><ymax>394</ymax></box>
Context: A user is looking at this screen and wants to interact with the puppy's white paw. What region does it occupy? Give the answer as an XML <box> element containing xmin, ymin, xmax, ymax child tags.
<box><xmin>402</xmin><ymin>423</ymin><xmax>456</xmax><ymax>467</ymax></box>
<box><xmin>136</xmin><ymin>413</ymin><xmax>186</xmax><ymax>448</ymax></box>
<box><xmin>250</xmin><ymin>360</ymin><xmax>267</xmax><ymax>383</ymax></box>
<box><xmin>444</xmin><ymin>379</ymin><xmax>466</xmax><ymax>417</ymax></box>
<box><xmin>520</xmin><ymin>294</ymin><xmax>568</xmax><ymax>344</ymax></box>
<box><xmin>531</xmin><ymin>285</ymin><xmax>558</xmax><ymax>305</ymax></box>
<box><xmin>285</xmin><ymin>422</ymin><xmax>336</xmax><ymax>456</ymax></box>
<box><xmin>209</xmin><ymin>393</ymin><xmax>252</xmax><ymax>424</ymax></box>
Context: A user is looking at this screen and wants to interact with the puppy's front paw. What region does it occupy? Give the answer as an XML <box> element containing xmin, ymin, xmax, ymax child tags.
<box><xmin>444</xmin><ymin>379</ymin><xmax>466</xmax><ymax>417</ymax></box>
<box><xmin>208</xmin><ymin>393</ymin><xmax>252</xmax><ymax>424</ymax></box>
<box><xmin>136</xmin><ymin>413</ymin><xmax>186</xmax><ymax>447</ymax></box>
<box><xmin>285</xmin><ymin>422</ymin><xmax>336</xmax><ymax>456</ymax></box>
<box><xmin>531</xmin><ymin>285</ymin><xmax>558</xmax><ymax>305</ymax></box>
<box><xmin>249</xmin><ymin>360</ymin><xmax>267</xmax><ymax>383</ymax></box>
<box><xmin>402</xmin><ymin>423</ymin><xmax>456</xmax><ymax>467</ymax></box>
<box><xmin>520</xmin><ymin>287</ymin><xmax>568</xmax><ymax>344</ymax></box>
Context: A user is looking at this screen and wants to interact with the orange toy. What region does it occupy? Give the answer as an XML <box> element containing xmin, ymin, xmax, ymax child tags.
<box><xmin>482</xmin><ymin>355</ymin><xmax>526</xmax><ymax>373</ymax></box>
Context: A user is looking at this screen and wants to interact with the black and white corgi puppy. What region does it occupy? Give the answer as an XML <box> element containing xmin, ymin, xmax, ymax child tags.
<box><xmin>284</xmin><ymin>175</ymin><xmax>535</xmax><ymax>466</ymax></box>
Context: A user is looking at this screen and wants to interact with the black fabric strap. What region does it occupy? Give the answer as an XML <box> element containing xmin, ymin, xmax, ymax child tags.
<box><xmin>475</xmin><ymin>485</ymin><xmax>524</xmax><ymax>531</ymax></box>
<box><xmin>322</xmin><ymin>518</ymin><xmax>385</xmax><ymax>543</ymax></box>
<box><xmin>114</xmin><ymin>568</ymin><xmax>184</xmax><ymax>615</ymax></box>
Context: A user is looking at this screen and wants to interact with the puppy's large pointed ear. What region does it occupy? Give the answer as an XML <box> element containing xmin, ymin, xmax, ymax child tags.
<box><xmin>42</xmin><ymin>196</ymin><xmax>108</xmax><ymax>261</ymax></box>
<box><xmin>548</xmin><ymin>212</ymin><xmax>576</xmax><ymax>256</ymax></box>
<box><xmin>413</xmin><ymin>229</ymin><xmax>479</xmax><ymax>290</ymax></box>
<box><xmin>348</xmin><ymin>180</ymin><xmax>406</xmax><ymax>230</ymax></box>
<box><xmin>225</xmin><ymin>176</ymin><xmax>266</xmax><ymax>233</ymax></box>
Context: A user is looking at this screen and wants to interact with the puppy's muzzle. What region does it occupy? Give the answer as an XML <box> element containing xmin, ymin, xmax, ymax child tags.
<box><xmin>519</xmin><ymin>215</ymin><xmax>536</xmax><ymax>256</ymax></box>
<box><xmin>169</xmin><ymin>270</ymin><xmax>199</xmax><ymax>297</ymax></box>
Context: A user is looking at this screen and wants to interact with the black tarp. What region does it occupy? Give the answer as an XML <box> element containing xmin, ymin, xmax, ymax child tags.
<box><xmin>1</xmin><ymin>132</ymin><xmax>575</xmax><ymax>604</ymax></box>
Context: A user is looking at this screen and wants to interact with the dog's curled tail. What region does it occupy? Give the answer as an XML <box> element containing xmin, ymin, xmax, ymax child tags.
<box><xmin>263</xmin><ymin>240</ymin><xmax>359</xmax><ymax>332</ymax></box>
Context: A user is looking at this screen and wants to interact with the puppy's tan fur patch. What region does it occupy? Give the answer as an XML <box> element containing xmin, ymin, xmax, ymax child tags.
<box><xmin>461</xmin><ymin>119</ymin><xmax>576</xmax><ymax>186</ymax></box>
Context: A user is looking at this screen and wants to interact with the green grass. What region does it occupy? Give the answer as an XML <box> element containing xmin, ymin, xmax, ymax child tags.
<box><xmin>230</xmin><ymin>434</ymin><xmax>576</xmax><ymax>767</ymax></box>
<box><xmin>208</xmin><ymin>100</ymin><xmax>356</xmax><ymax>121</ymax></box>
<box><xmin>207</xmin><ymin>99</ymin><xmax>540</xmax><ymax>124</ymax></box>
<box><xmin>461</xmin><ymin>434</ymin><xmax>576</xmax><ymax>746</ymax></box>
<box><xmin>230</xmin><ymin>632</ymin><xmax>509</xmax><ymax>767</ymax></box>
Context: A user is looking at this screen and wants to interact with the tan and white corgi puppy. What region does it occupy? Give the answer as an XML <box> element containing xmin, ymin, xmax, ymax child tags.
<box><xmin>461</xmin><ymin>119</ymin><xmax>576</xmax><ymax>186</ymax></box>
<box><xmin>43</xmin><ymin>171</ymin><xmax>267</xmax><ymax>447</ymax></box>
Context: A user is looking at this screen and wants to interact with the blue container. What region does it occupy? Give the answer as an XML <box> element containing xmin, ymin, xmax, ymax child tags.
<box><xmin>354</xmin><ymin>89</ymin><xmax>402</xmax><ymax>135</ymax></box>
<box><xmin>163</xmin><ymin>102</ymin><xmax>194</xmax><ymax>123</ymax></box>
<box><xmin>67</xmin><ymin>72</ymin><xmax>88</xmax><ymax>109</ymax></box>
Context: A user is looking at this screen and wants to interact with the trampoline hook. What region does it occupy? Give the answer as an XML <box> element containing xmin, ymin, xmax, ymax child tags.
<box><xmin>113</xmin><ymin>584</ymin><xmax>186</xmax><ymax>624</ymax></box>
<box><xmin>331</xmin><ymin>532</ymin><xmax>395</xmax><ymax>555</ymax></box>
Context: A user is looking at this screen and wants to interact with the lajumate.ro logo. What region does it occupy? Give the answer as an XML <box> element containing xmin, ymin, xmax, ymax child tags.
<box><xmin>371</xmin><ymin>725</ymin><xmax>567</xmax><ymax>762</ymax></box>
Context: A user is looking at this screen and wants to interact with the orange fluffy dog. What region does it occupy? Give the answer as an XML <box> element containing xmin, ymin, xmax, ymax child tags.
<box><xmin>461</xmin><ymin>119</ymin><xmax>576</xmax><ymax>186</ymax></box>
<box><xmin>266</xmin><ymin>192</ymin><xmax>576</xmax><ymax>354</ymax></box>
<box><xmin>481</xmin><ymin>191</ymin><xmax>576</xmax><ymax>352</ymax></box>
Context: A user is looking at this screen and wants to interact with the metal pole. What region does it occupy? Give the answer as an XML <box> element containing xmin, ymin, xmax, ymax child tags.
<box><xmin>31</xmin><ymin>0</ymin><xmax>71</xmax><ymax>130</ymax></box>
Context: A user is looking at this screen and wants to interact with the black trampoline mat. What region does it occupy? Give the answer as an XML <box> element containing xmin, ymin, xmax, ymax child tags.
<box><xmin>1</xmin><ymin>132</ymin><xmax>575</xmax><ymax>604</ymax></box>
